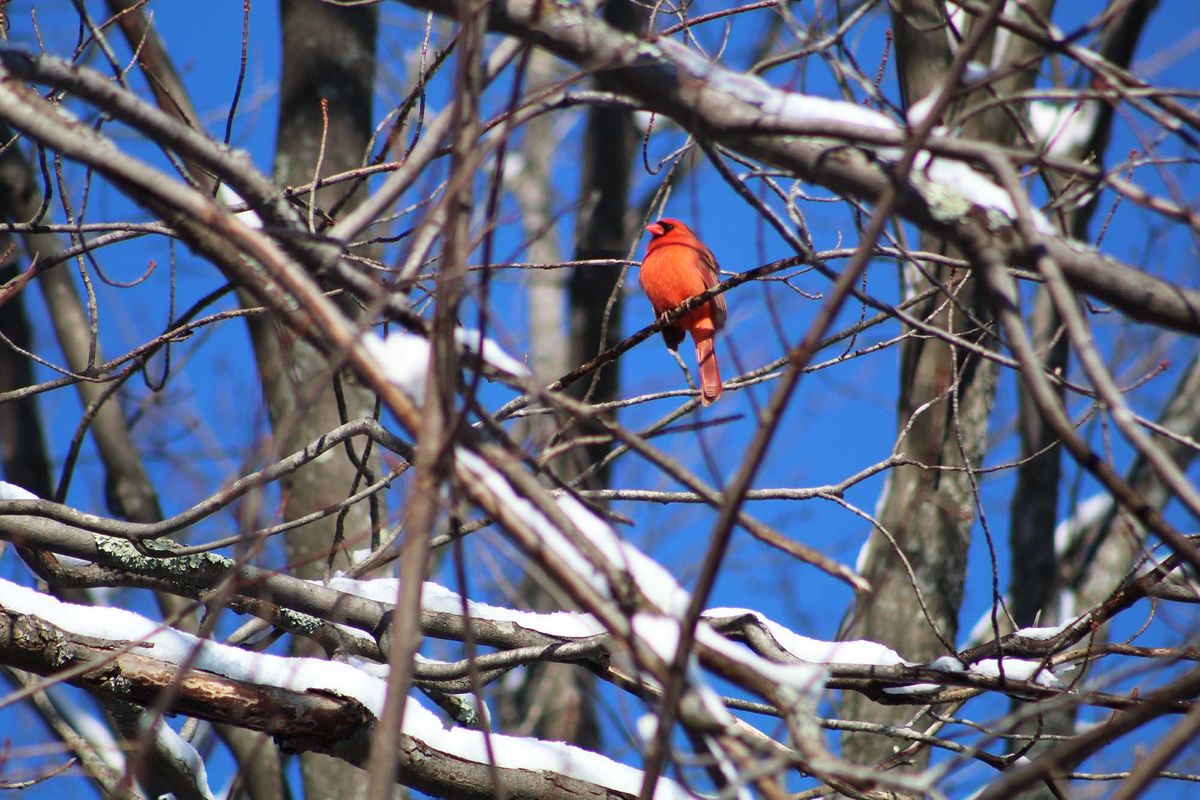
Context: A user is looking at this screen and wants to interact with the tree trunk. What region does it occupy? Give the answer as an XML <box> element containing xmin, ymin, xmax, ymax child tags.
<box><xmin>839</xmin><ymin>0</ymin><xmax>1052</xmax><ymax>768</ymax></box>
<box><xmin>251</xmin><ymin>3</ymin><xmax>382</xmax><ymax>798</ymax></box>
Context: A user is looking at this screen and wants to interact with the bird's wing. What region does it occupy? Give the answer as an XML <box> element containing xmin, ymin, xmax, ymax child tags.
<box><xmin>697</xmin><ymin>242</ymin><xmax>728</xmax><ymax>329</ymax></box>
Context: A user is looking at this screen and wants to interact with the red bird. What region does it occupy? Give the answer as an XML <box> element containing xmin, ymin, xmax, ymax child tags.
<box><xmin>640</xmin><ymin>218</ymin><xmax>728</xmax><ymax>405</ymax></box>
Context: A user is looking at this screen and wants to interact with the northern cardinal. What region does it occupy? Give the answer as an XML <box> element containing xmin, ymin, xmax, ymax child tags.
<box><xmin>640</xmin><ymin>218</ymin><xmax>728</xmax><ymax>405</ymax></box>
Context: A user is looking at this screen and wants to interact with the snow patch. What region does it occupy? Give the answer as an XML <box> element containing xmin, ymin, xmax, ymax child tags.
<box><xmin>362</xmin><ymin>327</ymin><xmax>528</xmax><ymax>401</ymax></box>
<box><xmin>217</xmin><ymin>184</ymin><xmax>263</xmax><ymax>229</ymax></box>
<box><xmin>362</xmin><ymin>331</ymin><xmax>431</xmax><ymax>398</ymax></box>
<box><xmin>455</xmin><ymin>328</ymin><xmax>531</xmax><ymax>378</ymax></box>
<box><xmin>327</xmin><ymin>576</ymin><xmax>606</xmax><ymax>639</ymax></box>
<box><xmin>1014</xmin><ymin>620</ymin><xmax>1078</xmax><ymax>640</ymax></box>
<box><xmin>1054</xmin><ymin>494</ymin><xmax>1112</xmax><ymax>555</ymax></box>
<box><xmin>882</xmin><ymin>683</ymin><xmax>941</xmax><ymax>695</ymax></box>
<box><xmin>969</xmin><ymin>657</ymin><xmax>1062</xmax><ymax>688</ymax></box>
<box><xmin>0</xmin><ymin>481</ymin><xmax>37</xmax><ymax>501</ymax></box>
<box><xmin>1030</xmin><ymin>99</ymin><xmax>1100</xmax><ymax>157</ymax></box>
<box><xmin>927</xmin><ymin>655</ymin><xmax>965</xmax><ymax>673</ymax></box>
<box><xmin>704</xmin><ymin>607</ymin><xmax>907</xmax><ymax>667</ymax></box>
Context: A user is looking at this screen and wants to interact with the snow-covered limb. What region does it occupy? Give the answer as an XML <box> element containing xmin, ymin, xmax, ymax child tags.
<box><xmin>0</xmin><ymin>576</ymin><xmax>387</xmax><ymax>711</ymax></box>
<box><xmin>446</xmin><ymin>445</ymin><xmax>1002</xmax><ymax>795</ymax></box>
<box><xmin>455</xmin><ymin>448</ymin><xmax>833</xmax><ymax>696</ymax></box>
<box><xmin>455</xmin><ymin>448</ymin><xmax>691</xmax><ymax>618</ymax></box>
<box><xmin>0</xmin><ymin>578</ymin><xmax>695</xmax><ymax>799</ymax></box>
<box><xmin>664</xmin><ymin>38</ymin><xmax>1036</xmax><ymax>227</ymax></box>
<box><xmin>363</xmin><ymin>326</ymin><xmax>529</xmax><ymax>401</ymax></box>
<box><xmin>337</xmin><ymin>574</ymin><xmax>986</xmax><ymax>698</ymax></box>
<box><xmin>705</xmin><ymin>607</ymin><xmax>906</xmax><ymax>668</ymax></box>
<box><xmin>0</xmin><ymin>503</ymin><xmax>1146</xmax><ymax>708</ymax></box>
<box><xmin>968</xmin><ymin>658</ymin><xmax>1064</xmax><ymax>689</ymax></box>
<box><xmin>330</xmin><ymin>575</ymin><xmax>607</xmax><ymax>639</ymax></box>
<box><xmin>453</xmin><ymin>446</ymin><xmax>842</xmax><ymax>791</ymax></box>
<box><xmin>0</xmin><ymin>503</ymin><xmax>847</xmax><ymax>696</ymax></box>
<box><xmin>0</xmin><ymin>487</ymin><xmax>1179</xmax><ymax>795</ymax></box>
<box><xmin>155</xmin><ymin>722</ymin><xmax>216</xmax><ymax>800</ymax></box>
<box><xmin>0</xmin><ymin>494</ymin><xmax>1114</xmax><ymax>699</ymax></box>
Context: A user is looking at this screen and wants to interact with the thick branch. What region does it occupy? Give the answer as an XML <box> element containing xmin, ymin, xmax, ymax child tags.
<box><xmin>0</xmin><ymin>604</ymin><xmax>639</xmax><ymax>800</ymax></box>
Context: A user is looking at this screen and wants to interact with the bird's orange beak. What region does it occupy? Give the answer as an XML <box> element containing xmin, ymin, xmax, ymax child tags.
<box><xmin>646</xmin><ymin>222</ymin><xmax>665</xmax><ymax>237</ymax></box>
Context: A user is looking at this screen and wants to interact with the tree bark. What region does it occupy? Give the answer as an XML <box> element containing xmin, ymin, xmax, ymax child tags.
<box><xmin>839</xmin><ymin>0</ymin><xmax>1052</xmax><ymax>768</ymax></box>
<box><xmin>252</xmin><ymin>3</ymin><xmax>382</xmax><ymax>798</ymax></box>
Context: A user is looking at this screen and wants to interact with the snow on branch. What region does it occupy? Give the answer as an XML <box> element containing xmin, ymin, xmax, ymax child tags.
<box><xmin>364</xmin><ymin>327</ymin><xmax>530</xmax><ymax>401</ymax></box>
<box><xmin>1030</xmin><ymin>98</ymin><xmax>1102</xmax><ymax>158</ymax></box>
<box><xmin>703</xmin><ymin>607</ymin><xmax>905</xmax><ymax>667</ymax></box>
<box><xmin>0</xmin><ymin>577</ymin><xmax>694</xmax><ymax>799</ymax></box>
<box><xmin>0</xmin><ymin>481</ymin><xmax>37</xmax><ymax>501</ymax></box>
<box><xmin>0</xmin><ymin>489</ymin><xmax>1165</xmax><ymax>708</ymax></box>
<box><xmin>330</xmin><ymin>575</ymin><xmax>606</xmax><ymax>639</ymax></box>
<box><xmin>662</xmin><ymin>40</ymin><xmax>1034</xmax><ymax>227</ymax></box>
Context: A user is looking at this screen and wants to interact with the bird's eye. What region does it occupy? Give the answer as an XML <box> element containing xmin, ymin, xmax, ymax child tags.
<box><xmin>661</xmin><ymin>223</ymin><xmax>674</xmax><ymax>232</ymax></box>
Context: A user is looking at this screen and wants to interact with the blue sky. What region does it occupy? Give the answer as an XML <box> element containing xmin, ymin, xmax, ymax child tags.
<box><xmin>3</xmin><ymin>0</ymin><xmax>1199</xmax><ymax>796</ymax></box>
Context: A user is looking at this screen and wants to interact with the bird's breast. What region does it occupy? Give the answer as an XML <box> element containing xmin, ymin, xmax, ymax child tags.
<box><xmin>640</xmin><ymin>245</ymin><xmax>710</xmax><ymax>310</ymax></box>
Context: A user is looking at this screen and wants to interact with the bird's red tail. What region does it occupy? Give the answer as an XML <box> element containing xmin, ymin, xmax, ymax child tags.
<box><xmin>694</xmin><ymin>334</ymin><xmax>722</xmax><ymax>405</ymax></box>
